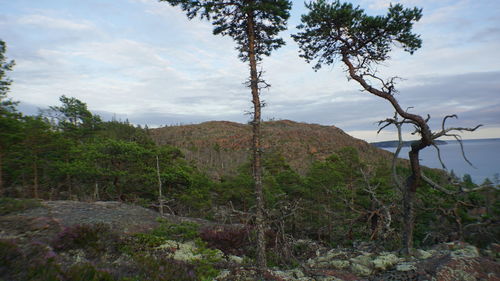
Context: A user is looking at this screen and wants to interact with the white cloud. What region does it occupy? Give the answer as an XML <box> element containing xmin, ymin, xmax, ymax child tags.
<box><xmin>17</xmin><ymin>14</ymin><xmax>95</xmax><ymax>31</ymax></box>
<box><xmin>3</xmin><ymin>0</ymin><xmax>500</xmax><ymax>142</ymax></box>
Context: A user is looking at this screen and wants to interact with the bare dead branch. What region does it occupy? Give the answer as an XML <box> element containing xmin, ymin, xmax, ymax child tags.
<box><xmin>453</xmin><ymin>134</ymin><xmax>475</xmax><ymax>168</ymax></box>
<box><xmin>441</xmin><ymin>114</ymin><xmax>457</xmax><ymax>131</ymax></box>
<box><xmin>431</xmin><ymin>142</ymin><xmax>446</xmax><ymax>170</ymax></box>
<box><xmin>421</xmin><ymin>172</ymin><xmax>499</xmax><ymax>194</ymax></box>
<box><xmin>463</xmin><ymin>220</ymin><xmax>497</xmax><ymax>230</ymax></box>
<box><xmin>360</xmin><ymin>168</ymin><xmax>395</xmax><ymax>239</ymax></box>
<box><xmin>421</xmin><ymin>173</ymin><xmax>455</xmax><ymax>195</ymax></box>
<box><xmin>379</xmin><ymin>112</ymin><xmax>406</xmax><ymax>191</ymax></box>
<box><xmin>433</xmin><ymin>125</ymin><xmax>483</xmax><ymax>140</ymax></box>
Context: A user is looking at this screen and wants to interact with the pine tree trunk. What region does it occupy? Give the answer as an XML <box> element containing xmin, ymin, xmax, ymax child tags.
<box><xmin>402</xmin><ymin>184</ymin><xmax>415</xmax><ymax>253</ymax></box>
<box><xmin>114</xmin><ymin>176</ymin><xmax>121</xmax><ymax>201</ymax></box>
<box><xmin>94</xmin><ymin>181</ymin><xmax>100</xmax><ymax>201</ymax></box>
<box><xmin>156</xmin><ymin>155</ymin><xmax>164</xmax><ymax>215</ymax></box>
<box><xmin>246</xmin><ymin>11</ymin><xmax>267</xmax><ymax>271</ymax></box>
<box><xmin>0</xmin><ymin>150</ymin><xmax>3</xmax><ymax>197</ymax></box>
<box><xmin>402</xmin><ymin>148</ymin><xmax>422</xmax><ymax>254</ymax></box>
<box><xmin>33</xmin><ymin>158</ymin><xmax>39</xmax><ymax>199</ymax></box>
<box><xmin>66</xmin><ymin>157</ymin><xmax>72</xmax><ymax>199</ymax></box>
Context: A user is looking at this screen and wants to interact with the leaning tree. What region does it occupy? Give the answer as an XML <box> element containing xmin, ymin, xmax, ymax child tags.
<box><xmin>159</xmin><ymin>0</ymin><xmax>292</xmax><ymax>269</ymax></box>
<box><xmin>293</xmin><ymin>0</ymin><xmax>481</xmax><ymax>253</ymax></box>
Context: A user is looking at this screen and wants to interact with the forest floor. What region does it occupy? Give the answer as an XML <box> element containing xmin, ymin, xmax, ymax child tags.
<box><xmin>0</xmin><ymin>200</ymin><xmax>499</xmax><ymax>281</ymax></box>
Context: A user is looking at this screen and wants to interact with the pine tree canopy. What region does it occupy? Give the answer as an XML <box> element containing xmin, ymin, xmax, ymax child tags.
<box><xmin>160</xmin><ymin>0</ymin><xmax>292</xmax><ymax>62</ymax></box>
<box><xmin>292</xmin><ymin>0</ymin><xmax>422</xmax><ymax>70</ymax></box>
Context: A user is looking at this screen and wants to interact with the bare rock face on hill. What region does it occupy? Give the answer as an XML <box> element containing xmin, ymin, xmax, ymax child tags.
<box><xmin>150</xmin><ymin>120</ymin><xmax>394</xmax><ymax>177</ymax></box>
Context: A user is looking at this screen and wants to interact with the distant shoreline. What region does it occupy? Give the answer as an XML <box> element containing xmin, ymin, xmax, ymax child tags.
<box><xmin>371</xmin><ymin>140</ymin><xmax>448</xmax><ymax>148</ymax></box>
<box><xmin>371</xmin><ymin>138</ymin><xmax>500</xmax><ymax>148</ymax></box>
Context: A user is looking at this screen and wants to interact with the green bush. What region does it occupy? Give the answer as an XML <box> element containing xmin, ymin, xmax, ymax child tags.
<box><xmin>151</xmin><ymin>220</ymin><xmax>200</xmax><ymax>242</ymax></box>
<box><xmin>52</xmin><ymin>224</ymin><xmax>121</xmax><ymax>256</ymax></box>
<box><xmin>0</xmin><ymin>197</ymin><xmax>41</xmax><ymax>215</ymax></box>
<box><xmin>65</xmin><ymin>264</ymin><xmax>114</xmax><ymax>281</ymax></box>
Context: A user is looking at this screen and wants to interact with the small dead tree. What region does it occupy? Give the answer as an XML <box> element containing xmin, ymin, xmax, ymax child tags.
<box><xmin>293</xmin><ymin>1</ymin><xmax>483</xmax><ymax>253</ymax></box>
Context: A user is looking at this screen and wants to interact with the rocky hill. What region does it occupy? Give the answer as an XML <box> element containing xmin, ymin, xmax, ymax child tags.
<box><xmin>150</xmin><ymin>120</ymin><xmax>395</xmax><ymax>177</ymax></box>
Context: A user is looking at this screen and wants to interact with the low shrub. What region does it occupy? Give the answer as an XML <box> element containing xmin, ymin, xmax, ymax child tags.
<box><xmin>199</xmin><ymin>225</ymin><xmax>251</xmax><ymax>255</ymax></box>
<box><xmin>131</xmin><ymin>255</ymin><xmax>197</xmax><ymax>281</ymax></box>
<box><xmin>0</xmin><ymin>239</ymin><xmax>23</xmax><ymax>277</ymax></box>
<box><xmin>0</xmin><ymin>197</ymin><xmax>41</xmax><ymax>216</ymax></box>
<box><xmin>151</xmin><ymin>220</ymin><xmax>200</xmax><ymax>242</ymax></box>
<box><xmin>65</xmin><ymin>264</ymin><xmax>115</xmax><ymax>281</ymax></box>
<box><xmin>51</xmin><ymin>224</ymin><xmax>121</xmax><ymax>256</ymax></box>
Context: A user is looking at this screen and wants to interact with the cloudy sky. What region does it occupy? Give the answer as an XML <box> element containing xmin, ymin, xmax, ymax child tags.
<box><xmin>1</xmin><ymin>0</ymin><xmax>499</xmax><ymax>142</ymax></box>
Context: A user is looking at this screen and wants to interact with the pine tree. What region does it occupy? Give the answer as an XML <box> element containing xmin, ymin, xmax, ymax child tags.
<box><xmin>159</xmin><ymin>0</ymin><xmax>292</xmax><ymax>269</ymax></box>
<box><xmin>0</xmin><ymin>40</ymin><xmax>21</xmax><ymax>196</ymax></box>
<box><xmin>293</xmin><ymin>1</ymin><xmax>479</xmax><ymax>253</ymax></box>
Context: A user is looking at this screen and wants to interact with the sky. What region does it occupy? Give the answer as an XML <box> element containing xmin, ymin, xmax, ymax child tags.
<box><xmin>1</xmin><ymin>0</ymin><xmax>499</xmax><ymax>142</ymax></box>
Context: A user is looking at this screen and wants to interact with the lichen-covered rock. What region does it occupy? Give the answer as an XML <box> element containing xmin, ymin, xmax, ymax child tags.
<box><xmin>372</xmin><ymin>253</ymin><xmax>399</xmax><ymax>271</ymax></box>
<box><xmin>271</xmin><ymin>269</ymin><xmax>309</xmax><ymax>280</ymax></box>
<box><xmin>307</xmin><ymin>249</ymin><xmax>351</xmax><ymax>269</ymax></box>
<box><xmin>415</xmin><ymin>249</ymin><xmax>433</xmax><ymax>259</ymax></box>
<box><xmin>227</xmin><ymin>254</ymin><xmax>243</xmax><ymax>264</ymax></box>
<box><xmin>156</xmin><ymin>240</ymin><xmax>223</xmax><ymax>262</ymax></box>
<box><xmin>396</xmin><ymin>261</ymin><xmax>417</xmax><ymax>271</ymax></box>
<box><xmin>215</xmin><ymin>267</ymin><xmax>311</xmax><ymax>281</ymax></box>
<box><xmin>330</xmin><ymin>259</ymin><xmax>350</xmax><ymax>270</ymax></box>
<box><xmin>349</xmin><ymin>253</ymin><xmax>373</xmax><ymax>267</ymax></box>
<box><xmin>450</xmin><ymin>245</ymin><xmax>480</xmax><ymax>259</ymax></box>
<box><xmin>483</xmin><ymin>243</ymin><xmax>500</xmax><ymax>261</ymax></box>
<box><xmin>350</xmin><ymin>263</ymin><xmax>372</xmax><ymax>276</ymax></box>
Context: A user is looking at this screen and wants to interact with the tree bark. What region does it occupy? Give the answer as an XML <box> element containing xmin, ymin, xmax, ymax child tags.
<box><xmin>402</xmin><ymin>181</ymin><xmax>415</xmax><ymax>253</ymax></box>
<box><xmin>0</xmin><ymin>150</ymin><xmax>3</xmax><ymax>197</ymax></box>
<box><xmin>246</xmin><ymin>10</ymin><xmax>267</xmax><ymax>271</ymax></box>
<box><xmin>94</xmin><ymin>181</ymin><xmax>100</xmax><ymax>201</ymax></box>
<box><xmin>401</xmin><ymin>145</ymin><xmax>425</xmax><ymax>254</ymax></box>
<box><xmin>156</xmin><ymin>155</ymin><xmax>164</xmax><ymax>215</ymax></box>
<box><xmin>113</xmin><ymin>176</ymin><xmax>122</xmax><ymax>201</ymax></box>
<box><xmin>33</xmin><ymin>158</ymin><xmax>39</xmax><ymax>199</ymax></box>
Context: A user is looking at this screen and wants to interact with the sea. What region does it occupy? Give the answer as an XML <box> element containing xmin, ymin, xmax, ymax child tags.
<box><xmin>380</xmin><ymin>138</ymin><xmax>500</xmax><ymax>184</ymax></box>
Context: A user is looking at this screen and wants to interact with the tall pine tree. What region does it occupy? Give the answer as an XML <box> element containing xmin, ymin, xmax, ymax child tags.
<box><xmin>160</xmin><ymin>0</ymin><xmax>291</xmax><ymax>269</ymax></box>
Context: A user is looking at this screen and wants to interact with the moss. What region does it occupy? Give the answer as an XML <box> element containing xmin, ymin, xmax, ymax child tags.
<box><xmin>0</xmin><ymin>197</ymin><xmax>41</xmax><ymax>216</ymax></box>
<box><xmin>152</xmin><ymin>220</ymin><xmax>200</xmax><ymax>242</ymax></box>
<box><xmin>65</xmin><ymin>264</ymin><xmax>115</xmax><ymax>281</ymax></box>
<box><xmin>131</xmin><ymin>233</ymin><xmax>167</xmax><ymax>249</ymax></box>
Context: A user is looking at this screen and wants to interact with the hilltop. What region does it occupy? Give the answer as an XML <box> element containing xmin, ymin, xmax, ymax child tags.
<box><xmin>150</xmin><ymin>120</ymin><xmax>395</xmax><ymax>177</ymax></box>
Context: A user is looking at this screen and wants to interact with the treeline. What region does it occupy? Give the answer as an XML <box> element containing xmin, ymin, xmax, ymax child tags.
<box><xmin>0</xmin><ymin>95</ymin><xmax>210</xmax><ymax>205</ymax></box>
<box><xmin>1</xmin><ymin>94</ymin><xmax>498</xmax><ymax>251</ymax></box>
